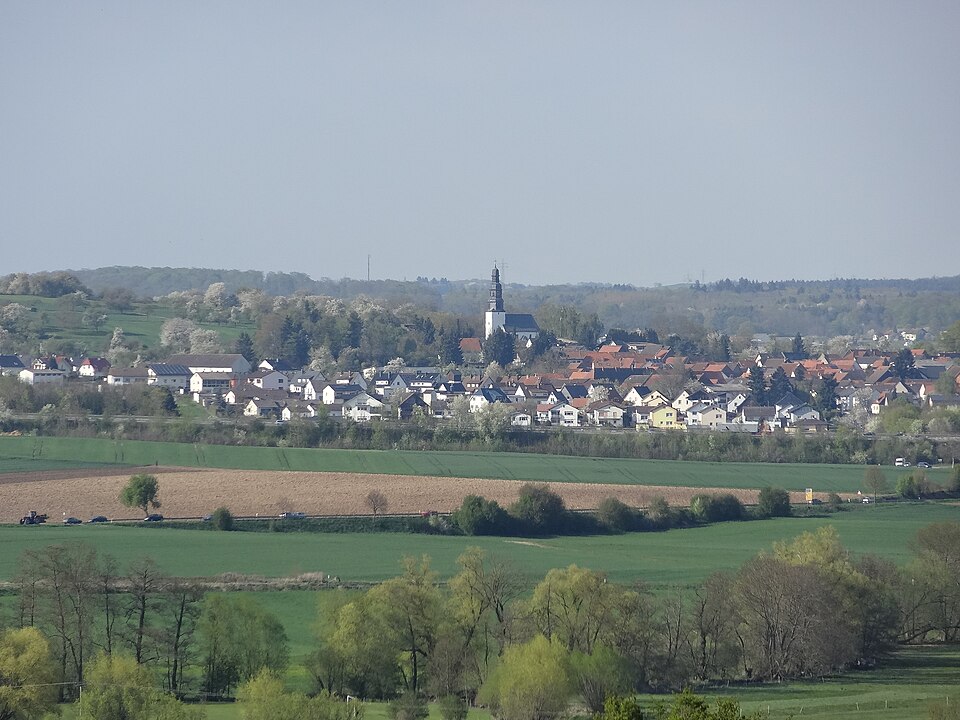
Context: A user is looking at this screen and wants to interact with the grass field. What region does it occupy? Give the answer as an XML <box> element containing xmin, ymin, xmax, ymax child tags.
<box><xmin>0</xmin><ymin>457</ymin><xmax>124</xmax><ymax>474</ymax></box>
<box><xmin>4</xmin><ymin>502</ymin><xmax>957</xmax><ymax>586</ymax></box>
<box><xmin>0</xmin><ymin>435</ymin><xmax>896</xmax><ymax>493</ymax></box>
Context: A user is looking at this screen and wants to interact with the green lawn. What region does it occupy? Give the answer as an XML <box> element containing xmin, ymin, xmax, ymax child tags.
<box><xmin>4</xmin><ymin>503</ymin><xmax>957</xmax><ymax>587</ymax></box>
<box><xmin>0</xmin><ymin>435</ymin><xmax>890</xmax><ymax>492</ymax></box>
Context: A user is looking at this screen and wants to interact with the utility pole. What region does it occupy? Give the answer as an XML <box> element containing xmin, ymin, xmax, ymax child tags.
<box><xmin>367</xmin><ymin>254</ymin><xmax>371</xmax><ymax>282</ymax></box>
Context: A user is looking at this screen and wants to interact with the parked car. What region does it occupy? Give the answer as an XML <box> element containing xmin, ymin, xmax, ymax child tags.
<box><xmin>917</xmin><ymin>461</ymin><xmax>931</xmax><ymax>469</ymax></box>
<box><xmin>144</xmin><ymin>514</ymin><xmax>164</xmax><ymax>522</ymax></box>
<box><xmin>63</xmin><ymin>516</ymin><xmax>82</xmax><ymax>525</ymax></box>
<box><xmin>88</xmin><ymin>515</ymin><xmax>109</xmax><ymax>523</ymax></box>
<box><xmin>278</xmin><ymin>511</ymin><xmax>305</xmax><ymax>519</ymax></box>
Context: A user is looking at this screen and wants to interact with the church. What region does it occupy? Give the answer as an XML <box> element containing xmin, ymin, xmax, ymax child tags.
<box><xmin>484</xmin><ymin>266</ymin><xmax>540</xmax><ymax>341</ymax></box>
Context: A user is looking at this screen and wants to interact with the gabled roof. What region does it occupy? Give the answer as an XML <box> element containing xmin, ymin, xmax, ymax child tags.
<box><xmin>166</xmin><ymin>353</ymin><xmax>249</xmax><ymax>368</ymax></box>
<box><xmin>148</xmin><ymin>363</ymin><xmax>191</xmax><ymax>376</ymax></box>
<box><xmin>0</xmin><ymin>355</ymin><xmax>25</xmax><ymax>369</ymax></box>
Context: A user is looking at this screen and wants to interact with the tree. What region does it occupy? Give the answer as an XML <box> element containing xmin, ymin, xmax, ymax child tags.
<box><xmin>654</xmin><ymin>689</ymin><xmax>762</xmax><ymax>720</ymax></box>
<box><xmin>569</xmin><ymin>645</ymin><xmax>631</xmax><ymax>713</ymax></box>
<box><xmin>388</xmin><ymin>691</ymin><xmax>429</xmax><ymax>720</ymax></box>
<box><xmin>597</xmin><ymin>696</ymin><xmax>646</xmax><ymax>720</ymax></box>
<box><xmin>211</xmin><ymin>506</ymin><xmax>233</xmax><ymax>531</ymax></box>
<box><xmin>510</xmin><ymin>483</ymin><xmax>566</xmax><ymax>535</ymax></box>
<box><xmin>863</xmin><ymin>466</ymin><xmax>890</xmax><ymax>501</ymax></box>
<box><xmin>747</xmin><ymin>366</ymin><xmax>767</xmax><ymax>406</ymax></box>
<box><xmin>365</xmin><ymin>489</ymin><xmax>388</xmax><ymax>516</ymax></box>
<box><xmin>482</xmin><ymin>328</ymin><xmax>515</xmax><ymax>368</ymax></box>
<box><xmin>893</xmin><ymin>348</ymin><xmax>916</xmax><ymax>381</ymax></box>
<box><xmin>756</xmin><ymin>486</ymin><xmax>791</xmax><ymax>518</ymax></box>
<box><xmin>479</xmin><ymin>635</ymin><xmax>573</xmax><ymax>720</ymax></box>
<box><xmin>597</xmin><ymin>497</ymin><xmax>637</xmax><ymax>532</ymax></box>
<box><xmin>79</xmin><ymin>653</ymin><xmax>200</xmax><ymax>720</ymax></box>
<box><xmin>791</xmin><ymin>332</ymin><xmax>807</xmax><ymax>359</ymax></box>
<box><xmin>0</xmin><ymin>627</ymin><xmax>58</xmax><ymax>720</ymax></box>
<box><xmin>120</xmin><ymin>474</ymin><xmax>161</xmax><ymax>518</ymax></box>
<box><xmin>234</xmin><ymin>332</ymin><xmax>258</xmax><ymax>368</ymax></box>
<box><xmin>768</xmin><ymin>366</ymin><xmax>793</xmax><ymax>404</ymax></box>
<box><xmin>159</xmin><ymin>318</ymin><xmax>198</xmax><ymax>353</ymax></box>
<box><xmin>451</xmin><ymin>495</ymin><xmax>510</xmax><ymax>535</ymax></box>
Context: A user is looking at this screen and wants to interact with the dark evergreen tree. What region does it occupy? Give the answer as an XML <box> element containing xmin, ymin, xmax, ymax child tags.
<box><xmin>234</xmin><ymin>332</ymin><xmax>258</xmax><ymax>367</ymax></box>
<box><xmin>812</xmin><ymin>375</ymin><xmax>839</xmax><ymax>418</ymax></box>
<box><xmin>792</xmin><ymin>332</ymin><xmax>807</xmax><ymax>358</ymax></box>
<box><xmin>748</xmin><ymin>366</ymin><xmax>767</xmax><ymax>406</ymax></box>
<box><xmin>892</xmin><ymin>348</ymin><xmax>916</xmax><ymax>381</ymax></box>
<box><xmin>439</xmin><ymin>328</ymin><xmax>463</xmax><ymax>365</ymax></box>
<box><xmin>768</xmin><ymin>366</ymin><xmax>793</xmax><ymax>403</ymax></box>
<box><xmin>482</xmin><ymin>328</ymin><xmax>516</xmax><ymax>367</ymax></box>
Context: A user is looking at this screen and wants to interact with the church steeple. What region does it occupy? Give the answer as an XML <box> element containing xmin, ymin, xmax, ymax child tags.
<box><xmin>488</xmin><ymin>265</ymin><xmax>504</xmax><ymax>312</ymax></box>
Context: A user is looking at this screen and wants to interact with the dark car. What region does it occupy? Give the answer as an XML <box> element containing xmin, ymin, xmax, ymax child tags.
<box><xmin>63</xmin><ymin>516</ymin><xmax>82</xmax><ymax>525</ymax></box>
<box><xmin>917</xmin><ymin>461</ymin><xmax>932</xmax><ymax>469</ymax></box>
<box><xmin>144</xmin><ymin>514</ymin><xmax>164</xmax><ymax>522</ymax></box>
<box><xmin>88</xmin><ymin>515</ymin><xmax>109</xmax><ymax>523</ymax></box>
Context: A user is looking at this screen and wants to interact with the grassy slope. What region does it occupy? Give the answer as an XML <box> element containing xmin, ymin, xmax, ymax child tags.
<box><xmin>0</xmin><ymin>435</ymin><xmax>886</xmax><ymax>492</ymax></box>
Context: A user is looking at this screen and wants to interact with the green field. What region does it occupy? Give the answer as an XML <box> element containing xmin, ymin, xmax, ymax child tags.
<box><xmin>0</xmin><ymin>457</ymin><xmax>125</xmax><ymax>474</ymax></box>
<box><xmin>0</xmin><ymin>435</ymin><xmax>895</xmax><ymax>492</ymax></box>
<box><xmin>4</xmin><ymin>503</ymin><xmax>957</xmax><ymax>586</ymax></box>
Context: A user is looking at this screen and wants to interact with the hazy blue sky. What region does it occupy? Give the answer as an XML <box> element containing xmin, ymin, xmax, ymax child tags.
<box><xmin>2</xmin><ymin>2</ymin><xmax>958</xmax><ymax>286</ymax></box>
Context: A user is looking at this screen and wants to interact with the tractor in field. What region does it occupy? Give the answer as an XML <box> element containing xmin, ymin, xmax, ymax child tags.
<box><xmin>19</xmin><ymin>510</ymin><xmax>48</xmax><ymax>525</ymax></box>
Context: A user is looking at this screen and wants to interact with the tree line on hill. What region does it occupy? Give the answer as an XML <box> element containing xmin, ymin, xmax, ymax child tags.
<box><xmin>4</xmin><ymin>520</ymin><xmax>960</xmax><ymax>720</ymax></box>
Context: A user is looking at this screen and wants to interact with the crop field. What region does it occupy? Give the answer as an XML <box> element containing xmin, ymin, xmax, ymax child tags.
<box><xmin>0</xmin><ymin>457</ymin><xmax>124</xmax><ymax>474</ymax></box>
<box><xmin>0</xmin><ymin>435</ymin><xmax>888</xmax><ymax>492</ymax></box>
<box><xmin>3</xmin><ymin>502</ymin><xmax>958</xmax><ymax>586</ymax></box>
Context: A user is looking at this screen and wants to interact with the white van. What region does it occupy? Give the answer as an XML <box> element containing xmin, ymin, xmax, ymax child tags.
<box><xmin>895</xmin><ymin>457</ymin><xmax>910</xmax><ymax>467</ymax></box>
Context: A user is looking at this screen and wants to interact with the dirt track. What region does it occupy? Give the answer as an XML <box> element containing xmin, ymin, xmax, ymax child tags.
<box><xmin>0</xmin><ymin>466</ymin><xmax>827</xmax><ymax>522</ymax></box>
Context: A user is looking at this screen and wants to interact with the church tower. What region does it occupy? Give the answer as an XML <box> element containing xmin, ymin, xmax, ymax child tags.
<box><xmin>484</xmin><ymin>265</ymin><xmax>506</xmax><ymax>338</ymax></box>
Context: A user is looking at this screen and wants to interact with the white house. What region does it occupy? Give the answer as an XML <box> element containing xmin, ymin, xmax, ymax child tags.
<box><xmin>685</xmin><ymin>404</ymin><xmax>728</xmax><ymax>429</ymax></box>
<box><xmin>322</xmin><ymin>383</ymin><xmax>364</xmax><ymax>405</ymax></box>
<box><xmin>107</xmin><ymin>368</ymin><xmax>149</xmax><ymax>386</ymax></box>
<box><xmin>166</xmin><ymin>354</ymin><xmax>252</xmax><ymax>375</ymax></box>
<box><xmin>247</xmin><ymin>369</ymin><xmax>288</xmax><ymax>392</ymax></box>
<box><xmin>342</xmin><ymin>392</ymin><xmax>384</xmax><ymax>422</ymax></box>
<box><xmin>469</xmin><ymin>387</ymin><xmax>511</xmax><ymax>413</ymax></box>
<box><xmin>78</xmin><ymin>357</ymin><xmax>111</xmax><ymax>379</ymax></box>
<box><xmin>189</xmin><ymin>372</ymin><xmax>234</xmax><ymax>394</ymax></box>
<box><xmin>511</xmin><ymin>410</ymin><xmax>533</xmax><ymax>427</ymax></box>
<box><xmin>550</xmin><ymin>401</ymin><xmax>582</xmax><ymax>427</ymax></box>
<box><xmin>147</xmin><ymin>363</ymin><xmax>192</xmax><ymax>390</ymax></box>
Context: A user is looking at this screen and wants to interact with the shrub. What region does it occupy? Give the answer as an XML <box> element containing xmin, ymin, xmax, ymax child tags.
<box><xmin>597</xmin><ymin>497</ymin><xmax>637</xmax><ymax>532</ymax></box>
<box><xmin>211</xmin><ymin>506</ymin><xmax>233</xmax><ymax>531</ymax></box>
<box><xmin>389</xmin><ymin>691</ymin><xmax>428</xmax><ymax>720</ymax></box>
<box><xmin>690</xmin><ymin>493</ymin><xmax>745</xmax><ymax>523</ymax></box>
<box><xmin>756</xmin><ymin>486</ymin><xmax>791</xmax><ymax>518</ymax></box>
<box><xmin>510</xmin><ymin>483</ymin><xmax>566</xmax><ymax>535</ymax></box>
<box><xmin>438</xmin><ymin>694</ymin><xmax>468</xmax><ymax>720</ymax></box>
<box><xmin>452</xmin><ymin>495</ymin><xmax>510</xmax><ymax>535</ymax></box>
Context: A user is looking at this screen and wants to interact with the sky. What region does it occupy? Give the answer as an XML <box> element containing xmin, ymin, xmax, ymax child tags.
<box><xmin>1</xmin><ymin>2</ymin><xmax>959</xmax><ymax>287</ymax></box>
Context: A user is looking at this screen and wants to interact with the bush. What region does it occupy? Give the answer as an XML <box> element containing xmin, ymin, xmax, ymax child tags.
<box><xmin>452</xmin><ymin>495</ymin><xmax>511</xmax><ymax>535</ymax></box>
<box><xmin>597</xmin><ymin>497</ymin><xmax>638</xmax><ymax>532</ymax></box>
<box><xmin>690</xmin><ymin>493</ymin><xmax>745</xmax><ymax>523</ymax></box>
<box><xmin>211</xmin><ymin>506</ymin><xmax>233</xmax><ymax>531</ymax></box>
<box><xmin>756</xmin><ymin>486</ymin><xmax>791</xmax><ymax>518</ymax></box>
<box><xmin>438</xmin><ymin>694</ymin><xmax>468</xmax><ymax>720</ymax></box>
<box><xmin>510</xmin><ymin>483</ymin><xmax>566</xmax><ymax>535</ymax></box>
<box><xmin>389</xmin><ymin>691</ymin><xmax>428</xmax><ymax>720</ymax></box>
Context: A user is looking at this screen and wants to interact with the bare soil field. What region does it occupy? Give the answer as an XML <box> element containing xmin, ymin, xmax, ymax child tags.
<box><xmin>0</xmin><ymin>465</ymin><xmax>835</xmax><ymax>522</ymax></box>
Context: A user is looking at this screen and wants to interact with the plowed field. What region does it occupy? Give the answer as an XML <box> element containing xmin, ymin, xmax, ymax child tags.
<box><xmin>0</xmin><ymin>465</ymin><xmax>830</xmax><ymax>522</ymax></box>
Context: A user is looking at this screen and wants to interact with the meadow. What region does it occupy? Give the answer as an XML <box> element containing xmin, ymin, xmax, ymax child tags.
<box><xmin>0</xmin><ymin>435</ymin><xmax>889</xmax><ymax>493</ymax></box>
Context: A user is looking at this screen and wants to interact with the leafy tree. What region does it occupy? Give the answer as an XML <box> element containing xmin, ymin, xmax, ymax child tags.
<box><xmin>654</xmin><ymin>688</ymin><xmax>761</xmax><ymax>720</ymax></box>
<box><xmin>479</xmin><ymin>635</ymin><xmax>573</xmax><ymax>720</ymax></box>
<box><xmin>569</xmin><ymin>645</ymin><xmax>631</xmax><ymax>713</ymax></box>
<box><xmin>79</xmin><ymin>653</ymin><xmax>200</xmax><ymax>720</ymax></box>
<box><xmin>237</xmin><ymin>668</ymin><xmax>359</xmax><ymax>720</ymax></box>
<box><xmin>0</xmin><ymin>627</ymin><xmax>58</xmax><ymax>720</ymax></box>
<box><xmin>120</xmin><ymin>474</ymin><xmax>161</xmax><ymax>517</ymax></box>
<box><xmin>940</xmin><ymin>320</ymin><xmax>960</xmax><ymax>352</ymax></box>
<box><xmin>388</xmin><ymin>691</ymin><xmax>428</xmax><ymax>720</ymax></box>
<box><xmin>597</xmin><ymin>497</ymin><xmax>638</xmax><ymax>532</ymax></box>
<box><xmin>198</xmin><ymin>595</ymin><xmax>289</xmax><ymax>698</ymax></box>
<box><xmin>439</xmin><ymin>329</ymin><xmax>464</xmax><ymax>365</ymax></box>
<box><xmin>437</xmin><ymin>694</ymin><xmax>468</xmax><ymax>720</ymax></box>
<box><xmin>597</xmin><ymin>695</ymin><xmax>646</xmax><ymax>720</ymax></box>
<box><xmin>863</xmin><ymin>466</ymin><xmax>890</xmax><ymax>501</ymax></box>
<box><xmin>756</xmin><ymin>486</ymin><xmax>791</xmax><ymax>518</ymax></box>
<box><xmin>531</xmin><ymin>565</ymin><xmax>619</xmax><ymax>653</ymax></box>
<box><xmin>690</xmin><ymin>493</ymin><xmax>745</xmax><ymax>523</ymax></box>
<box><xmin>510</xmin><ymin>483</ymin><xmax>566</xmax><ymax>535</ymax></box>
<box><xmin>482</xmin><ymin>328</ymin><xmax>516</xmax><ymax>367</ymax></box>
<box><xmin>768</xmin><ymin>366</ymin><xmax>793</xmax><ymax>404</ymax></box>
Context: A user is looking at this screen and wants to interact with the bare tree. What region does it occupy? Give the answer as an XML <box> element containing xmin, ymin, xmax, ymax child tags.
<box><xmin>366</xmin><ymin>489</ymin><xmax>388</xmax><ymax>516</ymax></box>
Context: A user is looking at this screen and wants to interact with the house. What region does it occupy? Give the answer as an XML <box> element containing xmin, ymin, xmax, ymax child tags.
<box><xmin>165</xmin><ymin>354</ymin><xmax>252</xmax><ymax>375</ymax></box>
<box><xmin>549</xmin><ymin>401</ymin><xmax>582</xmax><ymax>427</ymax></box>
<box><xmin>258</xmin><ymin>358</ymin><xmax>298</xmax><ymax>374</ymax></box>
<box><xmin>469</xmin><ymin>387</ymin><xmax>511</xmax><ymax>413</ymax></box>
<box><xmin>19</xmin><ymin>367</ymin><xmax>66</xmax><ymax>385</ymax></box>
<box><xmin>281</xmin><ymin>401</ymin><xmax>320</xmax><ymax>421</ymax></box>
<box><xmin>342</xmin><ymin>392</ymin><xmax>384</xmax><ymax>422</ymax></box>
<box><xmin>511</xmin><ymin>410</ymin><xmax>533</xmax><ymax>427</ymax></box>
<box><xmin>622</xmin><ymin>385</ymin><xmax>653</xmax><ymax>406</ymax></box>
<box><xmin>672</xmin><ymin>388</ymin><xmax>712</xmax><ymax>413</ymax></box>
<box><xmin>686</xmin><ymin>404</ymin><xmax>728</xmax><ymax>429</ymax></box>
<box><xmin>243</xmin><ymin>398</ymin><xmax>283</xmax><ymax>418</ymax></box>
<box><xmin>189</xmin><ymin>372</ymin><xmax>234</xmax><ymax>394</ymax></box>
<box><xmin>0</xmin><ymin>355</ymin><xmax>25</xmax><ymax>376</ymax></box>
<box><xmin>246</xmin><ymin>369</ymin><xmax>288</xmax><ymax>392</ymax></box>
<box><xmin>459</xmin><ymin>338</ymin><xmax>484</xmax><ymax>365</ymax></box>
<box><xmin>107</xmin><ymin>367</ymin><xmax>149</xmax><ymax>386</ymax></box>
<box><xmin>288</xmin><ymin>371</ymin><xmax>325</xmax><ymax>397</ymax></box>
<box><xmin>649</xmin><ymin>404</ymin><xmax>683</xmax><ymax>430</ymax></box>
<box><xmin>322</xmin><ymin>383</ymin><xmax>364</xmax><ymax>405</ymax></box>
<box><xmin>78</xmin><ymin>357</ymin><xmax>111</xmax><ymax>379</ymax></box>
<box><xmin>395</xmin><ymin>392</ymin><xmax>429</xmax><ymax>420</ymax></box>
<box><xmin>147</xmin><ymin>363</ymin><xmax>192</xmax><ymax>389</ymax></box>
<box><xmin>588</xmin><ymin>401</ymin><xmax>628</xmax><ymax>428</ymax></box>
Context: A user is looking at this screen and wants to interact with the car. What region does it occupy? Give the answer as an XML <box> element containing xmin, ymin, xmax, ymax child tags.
<box><xmin>917</xmin><ymin>461</ymin><xmax>931</xmax><ymax>469</ymax></box>
<box><xmin>144</xmin><ymin>513</ymin><xmax>164</xmax><ymax>522</ymax></box>
<box><xmin>88</xmin><ymin>515</ymin><xmax>109</xmax><ymax>523</ymax></box>
<box><xmin>278</xmin><ymin>511</ymin><xmax>305</xmax><ymax>519</ymax></box>
<box><xmin>63</xmin><ymin>516</ymin><xmax>82</xmax><ymax>525</ymax></box>
<box><xmin>202</xmin><ymin>514</ymin><xmax>213</xmax><ymax>522</ymax></box>
<box><xmin>862</xmin><ymin>497</ymin><xmax>872</xmax><ymax>504</ymax></box>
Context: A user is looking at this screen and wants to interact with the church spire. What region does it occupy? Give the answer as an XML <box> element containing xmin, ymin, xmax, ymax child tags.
<box><xmin>489</xmin><ymin>264</ymin><xmax>504</xmax><ymax>312</ymax></box>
